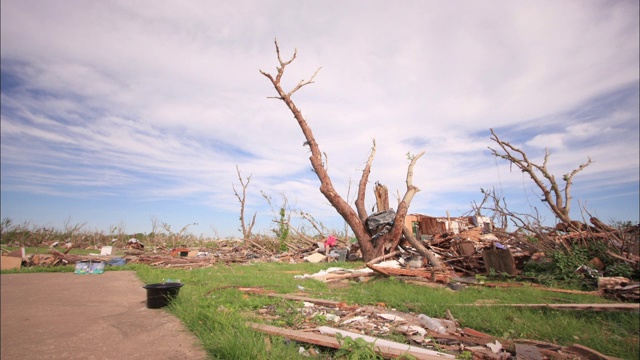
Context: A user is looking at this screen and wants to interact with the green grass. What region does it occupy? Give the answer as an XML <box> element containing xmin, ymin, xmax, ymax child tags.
<box><xmin>134</xmin><ymin>262</ymin><xmax>638</xmax><ymax>359</ymax></box>
<box><xmin>3</xmin><ymin>262</ymin><xmax>638</xmax><ymax>359</ymax></box>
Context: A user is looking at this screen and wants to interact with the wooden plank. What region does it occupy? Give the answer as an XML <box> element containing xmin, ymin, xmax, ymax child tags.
<box><xmin>457</xmin><ymin>241</ymin><xmax>476</xmax><ymax>256</ymax></box>
<box><xmin>515</xmin><ymin>343</ymin><xmax>543</xmax><ymax>360</ymax></box>
<box><xmin>318</xmin><ymin>326</ymin><xmax>455</xmax><ymax>359</ymax></box>
<box><xmin>247</xmin><ymin>323</ymin><xmax>455</xmax><ymax>360</ymax></box>
<box><xmin>368</xmin><ymin>265</ymin><xmax>449</xmax><ymax>283</ymax></box>
<box><xmin>482</xmin><ymin>248</ymin><xmax>516</xmax><ymax>275</ymax></box>
<box><xmin>238</xmin><ymin>288</ymin><xmax>355</xmax><ymax>308</ymax></box>
<box><xmin>7</xmin><ymin>248</ymin><xmax>25</xmax><ymax>258</ymax></box>
<box><xmin>265</xmin><ymin>293</ymin><xmax>346</xmax><ymax>308</ymax></box>
<box><xmin>461</xmin><ymin>327</ymin><xmax>493</xmax><ymax>339</ymax></box>
<box><xmin>248</xmin><ymin>322</ymin><xmax>341</xmax><ymax>349</ymax></box>
<box><xmin>1</xmin><ymin>256</ymin><xmax>22</xmax><ymax>270</ymax></box>
<box><xmin>566</xmin><ymin>344</ymin><xmax>623</xmax><ymax>360</ymax></box>
<box><xmin>324</xmin><ymin>272</ymin><xmax>375</xmax><ymax>281</ymax></box>
<box><xmin>456</xmin><ymin>303</ymin><xmax>639</xmax><ymax>312</ymax></box>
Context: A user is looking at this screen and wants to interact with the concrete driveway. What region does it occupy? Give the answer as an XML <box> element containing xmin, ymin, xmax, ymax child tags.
<box><xmin>1</xmin><ymin>271</ymin><xmax>209</xmax><ymax>360</ymax></box>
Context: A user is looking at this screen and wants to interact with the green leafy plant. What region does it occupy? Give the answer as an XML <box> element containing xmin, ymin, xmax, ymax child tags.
<box><xmin>277</xmin><ymin>207</ymin><xmax>289</xmax><ymax>251</ymax></box>
<box><xmin>335</xmin><ymin>333</ymin><xmax>384</xmax><ymax>360</ymax></box>
<box><xmin>520</xmin><ymin>241</ymin><xmax>637</xmax><ymax>289</ymax></box>
<box><xmin>605</xmin><ymin>263</ymin><xmax>635</xmax><ymax>278</ymax></box>
<box><xmin>475</xmin><ymin>274</ymin><xmax>487</xmax><ymax>283</ymax></box>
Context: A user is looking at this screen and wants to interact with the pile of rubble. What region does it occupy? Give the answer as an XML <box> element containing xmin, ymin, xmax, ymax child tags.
<box><xmin>3</xmin><ymin>215</ymin><xmax>638</xmax><ymax>301</ymax></box>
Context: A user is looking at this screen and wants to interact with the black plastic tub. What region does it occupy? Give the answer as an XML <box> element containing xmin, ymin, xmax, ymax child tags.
<box><xmin>143</xmin><ymin>283</ymin><xmax>184</xmax><ymax>309</ymax></box>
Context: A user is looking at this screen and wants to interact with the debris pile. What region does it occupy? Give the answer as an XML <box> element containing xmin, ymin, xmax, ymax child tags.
<box><xmin>244</xmin><ymin>288</ymin><xmax>632</xmax><ymax>360</ymax></box>
<box><xmin>6</xmin><ymin>214</ymin><xmax>637</xmax><ymax>295</ymax></box>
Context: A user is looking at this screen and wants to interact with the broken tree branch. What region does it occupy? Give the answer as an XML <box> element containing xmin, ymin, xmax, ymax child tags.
<box><xmin>488</xmin><ymin>128</ymin><xmax>593</xmax><ymax>228</ymax></box>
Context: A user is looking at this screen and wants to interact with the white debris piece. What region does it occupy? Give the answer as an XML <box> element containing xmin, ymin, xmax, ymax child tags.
<box><xmin>342</xmin><ymin>316</ymin><xmax>368</xmax><ymax>325</ymax></box>
<box><xmin>294</xmin><ymin>267</ymin><xmax>373</xmax><ymax>281</ymax></box>
<box><xmin>377</xmin><ymin>313</ymin><xmax>405</xmax><ymax>322</ymax></box>
<box><xmin>486</xmin><ymin>340</ymin><xmax>502</xmax><ymax>353</ymax></box>
<box><xmin>397</xmin><ymin>325</ymin><xmax>427</xmax><ymax>337</ymax></box>
<box><xmin>303</xmin><ymin>253</ymin><xmax>327</xmax><ymax>263</ymax></box>
<box><xmin>376</xmin><ymin>260</ymin><xmax>402</xmax><ymax>268</ymax></box>
<box><xmin>318</xmin><ymin>326</ymin><xmax>455</xmax><ymax>358</ymax></box>
<box><xmin>324</xmin><ymin>313</ymin><xmax>340</xmax><ymax>322</ymax></box>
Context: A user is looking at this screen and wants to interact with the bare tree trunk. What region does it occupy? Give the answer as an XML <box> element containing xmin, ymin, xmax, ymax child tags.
<box><xmin>374</xmin><ymin>182</ymin><xmax>389</xmax><ymax>212</ymax></box>
<box><xmin>402</xmin><ymin>226</ymin><xmax>443</xmax><ymax>269</ymax></box>
<box><xmin>233</xmin><ymin>165</ymin><xmax>257</xmax><ymax>240</ymax></box>
<box><xmin>260</xmin><ymin>40</ymin><xmax>425</xmax><ymax>262</ymax></box>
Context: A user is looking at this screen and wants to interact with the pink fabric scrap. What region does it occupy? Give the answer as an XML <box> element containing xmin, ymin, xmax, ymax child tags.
<box><xmin>324</xmin><ymin>235</ymin><xmax>337</xmax><ymax>247</ymax></box>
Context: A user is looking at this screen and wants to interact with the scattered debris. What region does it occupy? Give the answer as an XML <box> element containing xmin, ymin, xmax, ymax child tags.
<box><xmin>126</xmin><ymin>238</ymin><xmax>144</xmax><ymax>250</ymax></box>
<box><xmin>318</xmin><ymin>326</ymin><xmax>455</xmax><ymax>359</ymax></box>
<box><xmin>598</xmin><ymin>276</ymin><xmax>640</xmax><ymax>302</ymax></box>
<box><xmin>246</xmin><ymin>291</ymin><xmax>623</xmax><ymax>359</ymax></box>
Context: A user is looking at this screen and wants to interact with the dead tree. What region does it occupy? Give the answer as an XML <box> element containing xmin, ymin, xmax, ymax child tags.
<box><xmin>233</xmin><ymin>165</ymin><xmax>257</xmax><ymax>240</ymax></box>
<box><xmin>260</xmin><ymin>40</ymin><xmax>426</xmax><ymax>262</ymax></box>
<box><xmin>488</xmin><ymin>128</ymin><xmax>593</xmax><ymax>230</ymax></box>
<box><xmin>374</xmin><ymin>182</ymin><xmax>390</xmax><ymax>212</ymax></box>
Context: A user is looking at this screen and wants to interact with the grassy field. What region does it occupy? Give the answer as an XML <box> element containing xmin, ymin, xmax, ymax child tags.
<box><xmin>2</xmin><ymin>261</ymin><xmax>638</xmax><ymax>359</ymax></box>
<box><xmin>133</xmin><ymin>262</ymin><xmax>638</xmax><ymax>359</ymax></box>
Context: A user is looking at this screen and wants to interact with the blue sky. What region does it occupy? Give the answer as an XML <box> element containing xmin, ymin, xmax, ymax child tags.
<box><xmin>1</xmin><ymin>0</ymin><xmax>638</xmax><ymax>238</ymax></box>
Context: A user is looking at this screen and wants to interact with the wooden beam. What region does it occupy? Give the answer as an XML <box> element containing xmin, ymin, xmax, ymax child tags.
<box><xmin>566</xmin><ymin>344</ymin><xmax>622</xmax><ymax>360</ymax></box>
<box><xmin>455</xmin><ymin>303</ymin><xmax>639</xmax><ymax>312</ymax></box>
<box><xmin>248</xmin><ymin>322</ymin><xmax>341</xmax><ymax>350</ymax></box>
<box><xmin>247</xmin><ymin>322</ymin><xmax>454</xmax><ymax>360</ymax></box>
<box><xmin>318</xmin><ymin>326</ymin><xmax>455</xmax><ymax>359</ymax></box>
<box><xmin>268</xmin><ymin>293</ymin><xmax>346</xmax><ymax>307</ymax></box>
<box><xmin>367</xmin><ymin>265</ymin><xmax>450</xmax><ymax>283</ymax></box>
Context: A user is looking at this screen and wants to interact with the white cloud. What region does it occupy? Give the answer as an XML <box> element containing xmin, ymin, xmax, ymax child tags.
<box><xmin>1</xmin><ymin>0</ymin><xmax>638</xmax><ymax>235</ymax></box>
<box><xmin>526</xmin><ymin>133</ymin><xmax>565</xmax><ymax>150</ymax></box>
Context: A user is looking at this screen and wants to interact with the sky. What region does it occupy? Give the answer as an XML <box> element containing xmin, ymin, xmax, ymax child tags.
<box><xmin>1</xmin><ymin>0</ymin><xmax>638</xmax><ymax>239</ymax></box>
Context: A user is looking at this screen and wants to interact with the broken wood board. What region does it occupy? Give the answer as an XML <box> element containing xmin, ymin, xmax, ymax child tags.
<box><xmin>6</xmin><ymin>248</ymin><xmax>26</xmax><ymax>258</ymax></box>
<box><xmin>566</xmin><ymin>343</ymin><xmax>624</xmax><ymax>360</ymax></box>
<box><xmin>456</xmin><ymin>303</ymin><xmax>639</xmax><ymax>312</ymax></box>
<box><xmin>514</xmin><ymin>343</ymin><xmax>543</xmax><ymax>360</ymax></box>
<box><xmin>1</xmin><ymin>256</ymin><xmax>22</xmax><ymax>270</ymax></box>
<box><xmin>247</xmin><ymin>322</ymin><xmax>454</xmax><ymax>360</ymax></box>
<box><xmin>482</xmin><ymin>248</ymin><xmax>516</xmax><ymax>275</ymax></box>
<box><xmin>318</xmin><ymin>326</ymin><xmax>455</xmax><ymax>359</ymax></box>
<box><xmin>428</xmin><ymin>332</ymin><xmax>511</xmax><ymax>349</ymax></box>
<box><xmin>323</xmin><ymin>271</ymin><xmax>376</xmax><ymax>282</ymax></box>
<box><xmin>239</xmin><ymin>290</ymin><xmax>348</xmax><ymax>308</ymax></box>
<box><xmin>367</xmin><ymin>265</ymin><xmax>450</xmax><ymax>283</ymax></box>
<box><xmin>457</xmin><ymin>280</ymin><xmax>601</xmax><ymax>296</ymax></box>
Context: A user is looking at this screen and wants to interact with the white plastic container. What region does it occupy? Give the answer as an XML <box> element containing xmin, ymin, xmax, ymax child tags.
<box><xmin>417</xmin><ymin>314</ymin><xmax>447</xmax><ymax>334</ymax></box>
